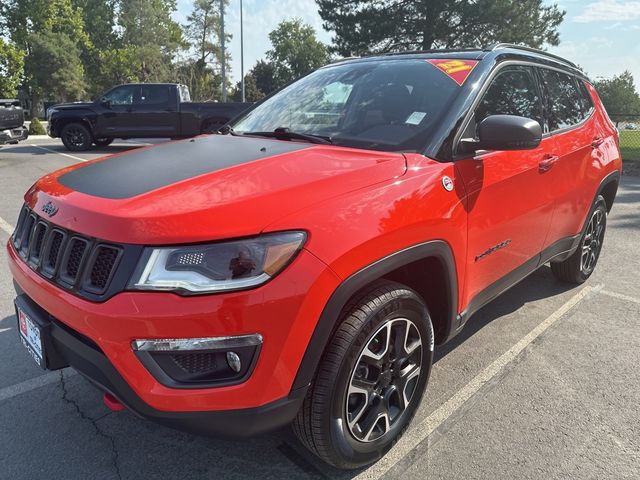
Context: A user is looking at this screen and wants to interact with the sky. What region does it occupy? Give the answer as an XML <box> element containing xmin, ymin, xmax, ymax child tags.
<box><xmin>174</xmin><ymin>0</ymin><xmax>640</xmax><ymax>89</ymax></box>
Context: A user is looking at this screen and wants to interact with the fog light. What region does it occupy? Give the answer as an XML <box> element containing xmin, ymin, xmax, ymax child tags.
<box><xmin>226</xmin><ymin>351</ymin><xmax>241</xmax><ymax>373</ymax></box>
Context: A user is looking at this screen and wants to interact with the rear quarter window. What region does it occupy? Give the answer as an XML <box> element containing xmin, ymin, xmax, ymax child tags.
<box><xmin>539</xmin><ymin>69</ymin><xmax>590</xmax><ymax>132</ymax></box>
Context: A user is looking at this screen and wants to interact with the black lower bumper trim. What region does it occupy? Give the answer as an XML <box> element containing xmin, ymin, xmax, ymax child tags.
<box><xmin>18</xmin><ymin>293</ymin><xmax>306</xmax><ymax>437</ymax></box>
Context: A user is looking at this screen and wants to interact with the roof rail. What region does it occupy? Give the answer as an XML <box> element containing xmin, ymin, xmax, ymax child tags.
<box><xmin>382</xmin><ymin>47</ymin><xmax>482</xmax><ymax>56</ymax></box>
<box><xmin>484</xmin><ymin>43</ymin><xmax>578</xmax><ymax>68</ymax></box>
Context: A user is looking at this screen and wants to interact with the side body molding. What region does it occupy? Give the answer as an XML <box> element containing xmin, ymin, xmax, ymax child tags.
<box><xmin>291</xmin><ymin>240</ymin><xmax>458</xmax><ymax>392</ymax></box>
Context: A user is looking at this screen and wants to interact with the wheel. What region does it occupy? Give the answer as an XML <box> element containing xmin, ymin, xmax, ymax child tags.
<box><xmin>551</xmin><ymin>195</ymin><xmax>607</xmax><ymax>284</ymax></box>
<box><xmin>93</xmin><ymin>137</ymin><xmax>114</xmax><ymax>147</ymax></box>
<box><xmin>61</xmin><ymin>123</ymin><xmax>93</xmax><ymax>151</ymax></box>
<box><xmin>292</xmin><ymin>281</ymin><xmax>434</xmax><ymax>469</ymax></box>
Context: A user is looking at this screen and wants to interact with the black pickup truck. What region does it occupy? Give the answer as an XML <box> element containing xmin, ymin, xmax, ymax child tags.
<box><xmin>0</xmin><ymin>99</ymin><xmax>29</xmax><ymax>145</ymax></box>
<box><xmin>47</xmin><ymin>83</ymin><xmax>251</xmax><ymax>151</ymax></box>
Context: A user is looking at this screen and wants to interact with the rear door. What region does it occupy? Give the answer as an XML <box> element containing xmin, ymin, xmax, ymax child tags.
<box><xmin>455</xmin><ymin>65</ymin><xmax>555</xmax><ymax>308</ymax></box>
<box><xmin>536</xmin><ymin>68</ymin><xmax>598</xmax><ymax>249</ymax></box>
<box><xmin>130</xmin><ymin>85</ymin><xmax>180</xmax><ymax>137</ymax></box>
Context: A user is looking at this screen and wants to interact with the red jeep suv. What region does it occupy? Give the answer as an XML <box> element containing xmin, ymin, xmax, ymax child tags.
<box><xmin>7</xmin><ymin>44</ymin><xmax>621</xmax><ymax>469</ymax></box>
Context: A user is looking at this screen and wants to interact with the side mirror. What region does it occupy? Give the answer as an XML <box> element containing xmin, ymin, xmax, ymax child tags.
<box><xmin>100</xmin><ymin>97</ymin><xmax>111</xmax><ymax>108</ymax></box>
<box><xmin>462</xmin><ymin>114</ymin><xmax>542</xmax><ymax>152</ymax></box>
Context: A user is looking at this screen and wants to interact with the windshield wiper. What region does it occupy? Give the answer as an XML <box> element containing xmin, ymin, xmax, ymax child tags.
<box><xmin>242</xmin><ymin>127</ymin><xmax>333</xmax><ymax>145</ymax></box>
<box><xmin>218</xmin><ymin>125</ymin><xmax>239</xmax><ymax>135</ymax></box>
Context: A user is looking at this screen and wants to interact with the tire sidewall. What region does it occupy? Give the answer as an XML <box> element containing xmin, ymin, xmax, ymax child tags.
<box><xmin>327</xmin><ymin>292</ymin><xmax>434</xmax><ymax>467</ymax></box>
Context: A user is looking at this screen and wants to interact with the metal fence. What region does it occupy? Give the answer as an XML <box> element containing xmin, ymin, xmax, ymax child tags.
<box><xmin>611</xmin><ymin>114</ymin><xmax>640</xmax><ymax>162</ymax></box>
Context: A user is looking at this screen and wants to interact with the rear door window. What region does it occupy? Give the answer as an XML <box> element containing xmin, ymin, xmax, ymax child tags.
<box><xmin>138</xmin><ymin>85</ymin><xmax>171</xmax><ymax>107</ymax></box>
<box><xmin>539</xmin><ymin>69</ymin><xmax>589</xmax><ymax>132</ymax></box>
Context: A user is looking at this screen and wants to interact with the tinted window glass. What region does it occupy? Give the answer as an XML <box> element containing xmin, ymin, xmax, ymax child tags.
<box><xmin>474</xmin><ymin>67</ymin><xmax>544</xmax><ymax>131</ymax></box>
<box><xmin>539</xmin><ymin>69</ymin><xmax>585</xmax><ymax>131</ymax></box>
<box><xmin>104</xmin><ymin>85</ymin><xmax>137</xmax><ymax>106</ymax></box>
<box><xmin>231</xmin><ymin>59</ymin><xmax>460</xmax><ymax>153</ymax></box>
<box><xmin>576</xmin><ymin>80</ymin><xmax>594</xmax><ymax>118</ymax></box>
<box><xmin>138</xmin><ymin>85</ymin><xmax>171</xmax><ymax>106</ymax></box>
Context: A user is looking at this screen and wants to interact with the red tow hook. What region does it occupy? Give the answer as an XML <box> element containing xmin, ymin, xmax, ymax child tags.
<box><xmin>103</xmin><ymin>392</ymin><xmax>126</xmax><ymax>412</ymax></box>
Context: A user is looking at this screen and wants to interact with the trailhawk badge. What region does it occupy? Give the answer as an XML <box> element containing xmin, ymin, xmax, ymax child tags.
<box><xmin>442</xmin><ymin>176</ymin><xmax>454</xmax><ymax>192</ymax></box>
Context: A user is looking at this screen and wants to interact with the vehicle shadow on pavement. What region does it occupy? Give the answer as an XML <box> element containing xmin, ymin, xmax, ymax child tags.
<box><xmin>434</xmin><ymin>266</ymin><xmax>575</xmax><ymax>362</ymax></box>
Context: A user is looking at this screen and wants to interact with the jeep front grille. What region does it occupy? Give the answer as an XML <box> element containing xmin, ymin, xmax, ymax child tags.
<box><xmin>11</xmin><ymin>204</ymin><xmax>141</xmax><ymax>300</ymax></box>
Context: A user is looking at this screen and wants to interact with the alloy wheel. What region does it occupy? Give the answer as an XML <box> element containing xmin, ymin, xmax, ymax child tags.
<box><xmin>580</xmin><ymin>207</ymin><xmax>605</xmax><ymax>275</ymax></box>
<box><xmin>63</xmin><ymin>127</ymin><xmax>87</xmax><ymax>148</ymax></box>
<box><xmin>346</xmin><ymin>318</ymin><xmax>422</xmax><ymax>443</ymax></box>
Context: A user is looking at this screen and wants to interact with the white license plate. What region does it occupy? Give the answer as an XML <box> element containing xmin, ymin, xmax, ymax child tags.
<box><xmin>17</xmin><ymin>307</ymin><xmax>45</xmax><ymax>368</ymax></box>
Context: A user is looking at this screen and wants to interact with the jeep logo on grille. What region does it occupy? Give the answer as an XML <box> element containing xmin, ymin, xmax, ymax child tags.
<box><xmin>41</xmin><ymin>201</ymin><xmax>58</xmax><ymax>217</ymax></box>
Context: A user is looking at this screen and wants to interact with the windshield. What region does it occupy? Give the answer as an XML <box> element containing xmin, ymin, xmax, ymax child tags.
<box><xmin>231</xmin><ymin>59</ymin><xmax>461</xmax><ymax>152</ymax></box>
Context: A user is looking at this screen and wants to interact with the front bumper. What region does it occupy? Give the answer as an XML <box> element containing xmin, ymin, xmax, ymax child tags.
<box><xmin>0</xmin><ymin>125</ymin><xmax>28</xmax><ymax>144</ymax></box>
<box><xmin>7</xmin><ymin>239</ymin><xmax>340</xmax><ymax>417</ymax></box>
<box><xmin>15</xmin><ymin>291</ymin><xmax>305</xmax><ymax>437</ymax></box>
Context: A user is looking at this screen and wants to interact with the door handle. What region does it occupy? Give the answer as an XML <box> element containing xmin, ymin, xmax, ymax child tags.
<box><xmin>539</xmin><ymin>155</ymin><xmax>559</xmax><ymax>172</ymax></box>
<box><xmin>591</xmin><ymin>137</ymin><xmax>605</xmax><ymax>148</ymax></box>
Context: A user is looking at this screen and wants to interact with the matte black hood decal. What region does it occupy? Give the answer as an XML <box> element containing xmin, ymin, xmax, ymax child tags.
<box><xmin>58</xmin><ymin>135</ymin><xmax>311</xmax><ymax>199</ymax></box>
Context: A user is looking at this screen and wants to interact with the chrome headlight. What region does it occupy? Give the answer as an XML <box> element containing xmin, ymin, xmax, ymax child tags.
<box><xmin>129</xmin><ymin>231</ymin><xmax>306</xmax><ymax>294</ymax></box>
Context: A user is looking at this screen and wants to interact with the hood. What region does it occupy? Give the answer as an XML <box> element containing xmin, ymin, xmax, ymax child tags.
<box><xmin>50</xmin><ymin>102</ymin><xmax>94</xmax><ymax>111</ymax></box>
<box><xmin>26</xmin><ymin>135</ymin><xmax>407</xmax><ymax>244</ymax></box>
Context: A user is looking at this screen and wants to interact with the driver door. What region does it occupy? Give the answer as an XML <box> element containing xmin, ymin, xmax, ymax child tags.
<box><xmin>455</xmin><ymin>65</ymin><xmax>556</xmax><ymax>309</ymax></box>
<box><xmin>96</xmin><ymin>85</ymin><xmax>140</xmax><ymax>137</ymax></box>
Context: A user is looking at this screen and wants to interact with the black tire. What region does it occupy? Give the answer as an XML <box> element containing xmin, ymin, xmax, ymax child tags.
<box><xmin>292</xmin><ymin>281</ymin><xmax>434</xmax><ymax>469</ymax></box>
<box><xmin>93</xmin><ymin>137</ymin><xmax>114</xmax><ymax>147</ymax></box>
<box><xmin>551</xmin><ymin>195</ymin><xmax>607</xmax><ymax>284</ymax></box>
<box><xmin>61</xmin><ymin>123</ymin><xmax>93</xmax><ymax>151</ymax></box>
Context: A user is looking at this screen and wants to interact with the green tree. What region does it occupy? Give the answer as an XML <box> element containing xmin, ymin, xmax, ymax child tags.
<box><xmin>73</xmin><ymin>0</ymin><xmax>120</xmax><ymax>98</ymax></box>
<box><xmin>118</xmin><ymin>0</ymin><xmax>184</xmax><ymax>81</ymax></box>
<box><xmin>250</xmin><ymin>60</ymin><xmax>278</xmax><ymax>96</ymax></box>
<box><xmin>183</xmin><ymin>0</ymin><xmax>231</xmax><ymax>100</ymax></box>
<box><xmin>0</xmin><ymin>39</ymin><xmax>25</xmax><ymax>98</ymax></box>
<box><xmin>26</xmin><ymin>31</ymin><xmax>87</xmax><ymax>104</ymax></box>
<box><xmin>231</xmin><ymin>73</ymin><xmax>264</xmax><ymax>102</ymax></box>
<box><xmin>2</xmin><ymin>0</ymin><xmax>90</xmax><ymax>114</ymax></box>
<box><xmin>266</xmin><ymin>19</ymin><xmax>330</xmax><ymax>87</ymax></box>
<box><xmin>594</xmin><ymin>71</ymin><xmax>640</xmax><ymax>121</ymax></box>
<box><xmin>318</xmin><ymin>0</ymin><xmax>565</xmax><ymax>56</ymax></box>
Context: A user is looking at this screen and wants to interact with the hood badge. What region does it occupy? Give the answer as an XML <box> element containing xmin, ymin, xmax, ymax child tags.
<box><xmin>442</xmin><ymin>176</ymin><xmax>454</xmax><ymax>192</ymax></box>
<box><xmin>42</xmin><ymin>201</ymin><xmax>59</xmax><ymax>217</ymax></box>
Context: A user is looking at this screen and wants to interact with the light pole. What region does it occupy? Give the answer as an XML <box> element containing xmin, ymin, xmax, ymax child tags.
<box><xmin>241</xmin><ymin>0</ymin><xmax>245</xmax><ymax>102</ymax></box>
<box><xmin>220</xmin><ymin>0</ymin><xmax>227</xmax><ymax>102</ymax></box>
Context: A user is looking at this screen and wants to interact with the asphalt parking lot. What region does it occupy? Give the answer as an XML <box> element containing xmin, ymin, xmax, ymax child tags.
<box><xmin>1</xmin><ymin>137</ymin><xmax>639</xmax><ymax>479</ymax></box>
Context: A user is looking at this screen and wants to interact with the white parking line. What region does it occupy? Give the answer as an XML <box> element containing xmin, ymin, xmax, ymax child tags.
<box><xmin>600</xmin><ymin>289</ymin><xmax>640</xmax><ymax>305</ymax></box>
<box><xmin>0</xmin><ymin>216</ymin><xmax>14</xmax><ymax>235</ymax></box>
<box><xmin>31</xmin><ymin>145</ymin><xmax>87</xmax><ymax>162</ymax></box>
<box><xmin>358</xmin><ymin>285</ymin><xmax>596</xmax><ymax>480</ymax></box>
<box><xmin>0</xmin><ymin>369</ymin><xmax>77</xmax><ymax>403</ymax></box>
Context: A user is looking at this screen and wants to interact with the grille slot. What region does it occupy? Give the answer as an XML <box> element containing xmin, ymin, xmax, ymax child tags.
<box><xmin>28</xmin><ymin>222</ymin><xmax>48</xmax><ymax>265</ymax></box>
<box><xmin>11</xmin><ymin>205</ymin><xmax>128</xmax><ymax>299</ymax></box>
<box><xmin>19</xmin><ymin>214</ymin><xmax>36</xmax><ymax>255</ymax></box>
<box><xmin>59</xmin><ymin>237</ymin><xmax>90</xmax><ymax>285</ymax></box>
<box><xmin>12</xmin><ymin>206</ymin><xmax>29</xmax><ymax>248</ymax></box>
<box><xmin>83</xmin><ymin>245</ymin><xmax>122</xmax><ymax>294</ymax></box>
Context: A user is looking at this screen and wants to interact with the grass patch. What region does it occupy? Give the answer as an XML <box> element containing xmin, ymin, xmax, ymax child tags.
<box><xmin>620</xmin><ymin>130</ymin><xmax>640</xmax><ymax>162</ymax></box>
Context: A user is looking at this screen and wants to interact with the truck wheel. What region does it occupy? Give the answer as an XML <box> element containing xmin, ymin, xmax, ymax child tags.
<box><xmin>551</xmin><ymin>195</ymin><xmax>607</xmax><ymax>284</ymax></box>
<box><xmin>93</xmin><ymin>137</ymin><xmax>114</xmax><ymax>147</ymax></box>
<box><xmin>293</xmin><ymin>281</ymin><xmax>434</xmax><ymax>469</ymax></box>
<box><xmin>61</xmin><ymin>123</ymin><xmax>93</xmax><ymax>151</ymax></box>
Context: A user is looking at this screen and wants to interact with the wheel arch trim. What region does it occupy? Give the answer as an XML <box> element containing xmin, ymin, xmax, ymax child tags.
<box><xmin>291</xmin><ymin>240</ymin><xmax>458</xmax><ymax>392</ymax></box>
